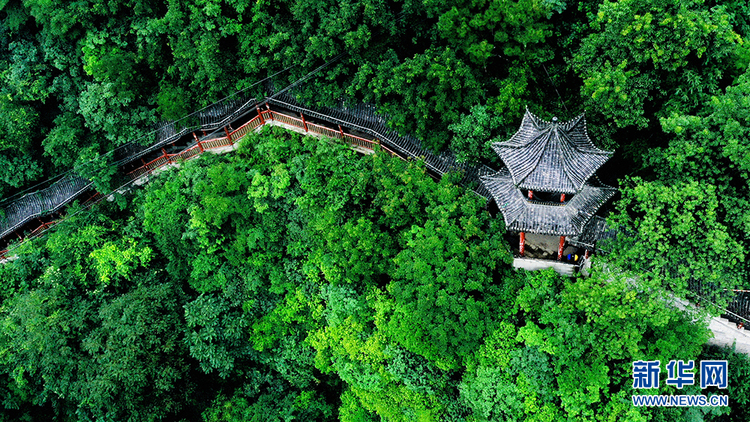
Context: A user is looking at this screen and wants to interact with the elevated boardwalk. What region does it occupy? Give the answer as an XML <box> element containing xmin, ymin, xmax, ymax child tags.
<box><xmin>707</xmin><ymin>317</ymin><xmax>750</xmax><ymax>354</ymax></box>
<box><xmin>1</xmin><ymin>96</ymin><xmax>492</xmax><ymax>254</ymax></box>
<box><xmin>0</xmin><ymin>105</ymin><xmax>434</xmax><ymax>259</ymax></box>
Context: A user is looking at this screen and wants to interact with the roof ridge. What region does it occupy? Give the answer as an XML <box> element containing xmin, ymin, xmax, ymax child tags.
<box><xmin>492</xmin><ymin>108</ymin><xmax>614</xmax><ymax>193</ymax></box>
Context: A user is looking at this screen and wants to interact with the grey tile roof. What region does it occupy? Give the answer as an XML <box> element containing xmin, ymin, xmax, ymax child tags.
<box><xmin>492</xmin><ymin>109</ymin><xmax>613</xmax><ymax>194</ymax></box>
<box><xmin>481</xmin><ymin>168</ymin><xmax>617</xmax><ymax>236</ymax></box>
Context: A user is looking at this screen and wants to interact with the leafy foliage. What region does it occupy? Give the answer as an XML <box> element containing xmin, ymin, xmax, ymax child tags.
<box><xmin>572</xmin><ymin>0</ymin><xmax>747</xmax><ymax>130</ymax></box>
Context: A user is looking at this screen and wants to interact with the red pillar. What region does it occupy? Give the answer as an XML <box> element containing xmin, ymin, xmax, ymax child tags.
<box><xmin>528</xmin><ymin>190</ymin><xmax>533</xmax><ymax>199</ymax></box>
<box><xmin>301</xmin><ymin>113</ymin><xmax>308</xmax><ymax>132</ymax></box>
<box><xmin>584</xmin><ymin>249</ymin><xmax>591</xmax><ymax>260</ymax></box>
<box><xmin>559</xmin><ymin>192</ymin><xmax>566</xmax><ymax>260</ymax></box>
<box><xmin>519</xmin><ymin>232</ymin><xmax>526</xmax><ymax>256</ymax></box>
<box><xmin>338</xmin><ymin>124</ymin><xmax>345</xmax><ymax>139</ymax></box>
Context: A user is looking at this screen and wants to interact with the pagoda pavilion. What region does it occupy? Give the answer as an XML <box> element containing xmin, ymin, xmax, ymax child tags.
<box><xmin>480</xmin><ymin>109</ymin><xmax>616</xmax><ymax>269</ymax></box>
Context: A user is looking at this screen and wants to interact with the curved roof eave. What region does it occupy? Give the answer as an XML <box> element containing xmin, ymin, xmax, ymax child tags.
<box><xmin>480</xmin><ymin>168</ymin><xmax>616</xmax><ymax>236</ymax></box>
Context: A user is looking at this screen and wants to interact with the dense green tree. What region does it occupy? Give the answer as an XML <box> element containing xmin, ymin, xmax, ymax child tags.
<box><xmin>447</xmin><ymin>104</ymin><xmax>506</xmax><ymax>164</ymax></box>
<box><xmin>0</xmin><ymin>210</ymin><xmax>194</xmax><ymax>421</ymax></box>
<box><xmin>382</xmin><ymin>188</ymin><xmax>510</xmax><ymax>370</ymax></box>
<box><xmin>648</xmin><ymin>67</ymin><xmax>750</xmax><ymax>251</ymax></box>
<box><xmin>606</xmin><ymin>178</ymin><xmax>745</xmax><ymax>304</ymax></box>
<box><xmin>202</xmin><ymin>373</ymin><xmax>336</xmax><ymax>422</ymax></box>
<box><xmin>571</xmin><ymin>0</ymin><xmax>748</xmax><ymax>131</ymax></box>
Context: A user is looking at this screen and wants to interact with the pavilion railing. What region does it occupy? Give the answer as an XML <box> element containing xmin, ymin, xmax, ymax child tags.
<box><xmin>122</xmin><ymin>108</ymin><xmax>393</xmax><ymax>183</ymax></box>
<box><xmin>111</xmin><ymin>92</ymin><xmax>258</xmax><ymax>166</ymax></box>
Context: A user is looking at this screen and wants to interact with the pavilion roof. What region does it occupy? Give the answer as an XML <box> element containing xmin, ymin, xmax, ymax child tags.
<box><xmin>480</xmin><ymin>168</ymin><xmax>617</xmax><ymax>236</ymax></box>
<box><xmin>492</xmin><ymin>109</ymin><xmax>613</xmax><ymax>194</ymax></box>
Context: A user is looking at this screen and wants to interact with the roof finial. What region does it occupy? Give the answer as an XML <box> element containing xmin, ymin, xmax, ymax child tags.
<box><xmin>552</xmin><ymin>116</ymin><xmax>558</xmax><ymax>123</ymax></box>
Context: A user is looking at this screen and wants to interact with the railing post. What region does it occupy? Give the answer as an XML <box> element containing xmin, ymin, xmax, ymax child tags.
<box><xmin>140</xmin><ymin>158</ymin><xmax>151</xmax><ymax>173</ymax></box>
<box><xmin>300</xmin><ymin>113</ymin><xmax>308</xmax><ymax>132</ymax></box>
<box><xmin>194</xmin><ymin>133</ymin><xmax>204</xmax><ymax>152</ymax></box>
<box><xmin>224</xmin><ymin>126</ymin><xmax>232</xmax><ymax>144</ymax></box>
<box><xmin>266</xmin><ymin>104</ymin><xmax>274</xmax><ymax>121</ymax></box>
